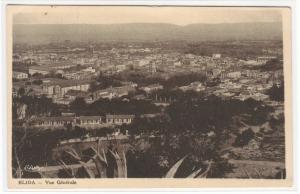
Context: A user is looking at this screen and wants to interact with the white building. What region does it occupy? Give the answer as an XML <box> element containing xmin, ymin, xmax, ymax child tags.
<box><xmin>212</xmin><ymin>53</ymin><xmax>221</xmax><ymax>58</ymax></box>
<box><xmin>140</xmin><ymin>84</ymin><xmax>163</xmax><ymax>93</ymax></box>
<box><xmin>106</xmin><ymin>114</ymin><xmax>135</xmax><ymax>125</ymax></box>
<box><xmin>227</xmin><ymin>71</ymin><xmax>241</xmax><ymax>79</ymax></box>
<box><xmin>29</xmin><ymin>66</ymin><xmax>50</xmax><ymax>75</ymax></box>
<box><xmin>42</xmin><ymin>79</ymin><xmax>91</xmax><ymax>98</ymax></box>
<box><xmin>13</xmin><ymin>71</ymin><xmax>28</xmax><ymax>79</ymax></box>
<box><xmin>82</xmin><ymin>67</ymin><xmax>96</xmax><ymax>73</ymax></box>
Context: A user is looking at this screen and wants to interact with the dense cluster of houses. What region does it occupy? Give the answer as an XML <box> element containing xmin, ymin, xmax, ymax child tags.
<box><xmin>13</xmin><ymin>43</ymin><xmax>283</xmax><ymax>108</ymax></box>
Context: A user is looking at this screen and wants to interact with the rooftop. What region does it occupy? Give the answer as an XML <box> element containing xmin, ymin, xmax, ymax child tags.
<box><xmin>65</xmin><ymin>90</ymin><xmax>89</xmax><ymax>96</ymax></box>
<box><xmin>43</xmin><ymin>78</ymin><xmax>92</xmax><ymax>87</ymax></box>
<box><xmin>29</xmin><ymin>65</ymin><xmax>51</xmax><ymax>72</ymax></box>
<box><xmin>32</xmin><ymin>116</ymin><xmax>75</xmax><ymax>122</ymax></box>
<box><xmin>79</xmin><ymin>116</ymin><xmax>103</xmax><ymax>120</ymax></box>
<box><xmin>106</xmin><ymin>114</ymin><xmax>135</xmax><ymax>119</ymax></box>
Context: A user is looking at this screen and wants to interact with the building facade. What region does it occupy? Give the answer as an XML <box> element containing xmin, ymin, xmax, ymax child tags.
<box><xmin>30</xmin><ymin>114</ymin><xmax>135</xmax><ymax>128</ymax></box>
<box><xmin>13</xmin><ymin>71</ymin><xmax>28</xmax><ymax>79</ymax></box>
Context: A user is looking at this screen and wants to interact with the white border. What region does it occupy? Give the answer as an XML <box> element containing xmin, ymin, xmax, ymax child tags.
<box><xmin>0</xmin><ymin>0</ymin><xmax>296</xmax><ymax>6</ymax></box>
<box><xmin>0</xmin><ymin>0</ymin><xmax>299</xmax><ymax>193</ymax></box>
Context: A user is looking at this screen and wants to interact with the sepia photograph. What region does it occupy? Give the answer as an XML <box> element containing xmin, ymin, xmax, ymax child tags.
<box><xmin>6</xmin><ymin>5</ymin><xmax>293</xmax><ymax>188</ymax></box>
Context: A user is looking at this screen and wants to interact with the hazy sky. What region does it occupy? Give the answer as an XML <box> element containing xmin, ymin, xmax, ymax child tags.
<box><xmin>12</xmin><ymin>6</ymin><xmax>283</xmax><ymax>25</ymax></box>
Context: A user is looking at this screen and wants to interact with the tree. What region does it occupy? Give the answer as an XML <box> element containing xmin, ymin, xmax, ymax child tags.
<box><xmin>89</xmin><ymin>81</ymin><xmax>99</xmax><ymax>92</ymax></box>
<box><xmin>95</xmin><ymin>75</ymin><xmax>122</xmax><ymax>90</ymax></box>
<box><xmin>233</xmin><ymin>128</ymin><xmax>255</xmax><ymax>147</ymax></box>
<box><xmin>32</xmin><ymin>72</ymin><xmax>43</xmax><ymax>78</ymax></box>
<box><xmin>267</xmin><ymin>81</ymin><xmax>284</xmax><ymax>101</ymax></box>
<box><xmin>17</xmin><ymin>87</ymin><xmax>25</xmax><ymax>96</ymax></box>
<box><xmin>70</xmin><ymin>97</ymin><xmax>87</xmax><ymax>115</ymax></box>
<box><xmin>94</xmin><ymin>127</ymin><xmax>114</xmax><ymax>137</ymax></box>
<box><xmin>32</xmin><ymin>79</ymin><xmax>43</xmax><ymax>85</ymax></box>
<box><xmin>73</xmin><ymin>126</ymin><xmax>87</xmax><ymax>138</ymax></box>
<box><xmin>261</xmin><ymin>58</ymin><xmax>282</xmax><ymax>71</ymax></box>
<box><xmin>16</xmin><ymin>95</ymin><xmax>60</xmax><ymax>117</ymax></box>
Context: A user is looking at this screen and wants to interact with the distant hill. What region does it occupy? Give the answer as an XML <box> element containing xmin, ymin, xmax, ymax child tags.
<box><xmin>13</xmin><ymin>22</ymin><xmax>282</xmax><ymax>44</ymax></box>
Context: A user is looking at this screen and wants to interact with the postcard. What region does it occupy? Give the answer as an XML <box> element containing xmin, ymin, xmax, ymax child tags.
<box><xmin>6</xmin><ymin>5</ymin><xmax>293</xmax><ymax>189</ymax></box>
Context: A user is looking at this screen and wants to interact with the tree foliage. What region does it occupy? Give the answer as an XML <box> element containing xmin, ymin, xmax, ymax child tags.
<box><xmin>267</xmin><ymin>82</ymin><xmax>284</xmax><ymax>101</ymax></box>
<box><xmin>233</xmin><ymin>128</ymin><xmax>255</xmax><ymax>147</ymax></box>
<box><xmin>13</xmin><ymin>95</ymin><xmax>61</xmax><ymax>118</ymax></box>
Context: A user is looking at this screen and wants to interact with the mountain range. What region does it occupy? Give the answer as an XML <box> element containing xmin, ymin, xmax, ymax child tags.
<box><xmin>13</xmin><ymin>22</ymin><xmax>282</xmax><ymax>44</ymax></box>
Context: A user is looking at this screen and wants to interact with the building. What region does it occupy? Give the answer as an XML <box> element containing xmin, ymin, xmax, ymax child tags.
<box><xmin>41</xmin><ymin>61</ymin><xmax>78</xmax><ymax>70</ymax></box>
<box><xmin>13</xmin><ymin>71</ymin><xmax>28</xmax><ymax>79</ymax></box>
<box><xmin>13</xmin><ymin>54</ymin><xmax>22</xmax><ymax>62</ymax></box>
<box><xmin>116</xmin><ymin>64</ymin><xmax>126</xmax><ymax>72</ymax></box>
<box><xmin>227</xmin><ymin>71</ymin><xmax>242</xmax><ymax>79</ymax></box>
<box><xmin>29</xmin><ymin>66</ymin><xmax>51</xmax><ymax>75</ymax></box>
<box><xmin>12</xmin><ymin>81</ymin><xmax>27</xmax><ymax>97</ymax></box>
<box><xmin>251</xmin><ymin>93</ymin><xmax>269</xmax><ymax>101</ymax></box>
<box><xmin>140</xmin><ymin>84</ymin><xmax>163</xmax><ymax>93</ymax></box>
<box><xmin>179</xmin><ymin>82</ymin><xmax>205</xmax><ymax>92</ymax></box>
<box><xmin>29</xmin><ymin>62</ymin><xmax>78</xmax><ymax>75</ymax></box>
<box><xmin>257</xmin><ymin>56</ymin><xmax>277</xmax><ymax>64</ymax></box>
<box><xmin>106</xmin><ymin>114</ymin><xmax>135</xmax><ymax>125</ymax></box>
<box><xmin>139</xmin><ymin>59</ymin><xmax>150</xmax><ymax>67</ymax></box>
<box><xmin>245</xmin><ymin>70</ymin><xmax>260</xmax><ymax>79</ymax></box>
<box><xmin>30</xmin><ymin>114</ymin><xmax>135</xmax><ymax>128</ymax></box>
<box><xmin>91</xmin><ymin>85</ymin><xmax>136</xmax><ymax>101</ymax></box>
<box><xmin>212</xmin><ymin>53</ymin><xmax>221</xmax><ymax>58</ymax></box>
<box><xmin>53</xmin><ymin>98</ymin><xmax>73</xmax><ymax>105</ymax></box>
<box><xmin>63</xmin><ymin>71</ymin><xmax>97</xmax><ymax>80</ymax></box>
<box><xmin>174</xmin><ymin>61</ymin><xmax>182</xmax><ymax>67</ymax></box>
<box><xmin>78</xmin><ymin>116</ymin><xmax>103</xmax><ymax>126</ymax></box>
<box><xmin>244</xmin><ymin>60</ymin><xmax>261</xmax><ymax>66</ymax></box>
<box><xmin>206</xmin><ymin>69</ymin><xmax>221</xmax><ymax>78</ymax></box>
<box><xmin>31</xmin><ymin>116</ymin><xmax>75</xmax><ymax>128</ymax></box>
<box><xmin>65</xmin><ymin>90</ymin><xmax>89</xmax><ymax>100</ymax></box>
<box><xmin>42</xmin><ymin>79</ymin><xmax>91</xmax><ymax>98</ymax></box>
<box><xmin>82</xmin><ymin>67</ymin><xmax>96</xmax><ymax>73</ymax></box>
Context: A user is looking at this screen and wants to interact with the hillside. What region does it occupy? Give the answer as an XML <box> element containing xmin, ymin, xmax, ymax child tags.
<box><xmin>13</xmin><ymin>22</ymin><xmax>282</xmax><ymax>44</ymax></box>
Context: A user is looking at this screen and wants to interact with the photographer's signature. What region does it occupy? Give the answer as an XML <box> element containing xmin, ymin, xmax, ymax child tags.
<box><xmin>24</xmin><ymin>164</ymin><xmax>42</xmax><ymax>172</ymax></box>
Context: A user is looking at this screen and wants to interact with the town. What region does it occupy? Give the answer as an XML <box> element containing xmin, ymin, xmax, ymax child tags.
<box><xmin>12</xmin><ymin>40</ymin><xmax>285</xmax><ymax>179</ymax></box>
